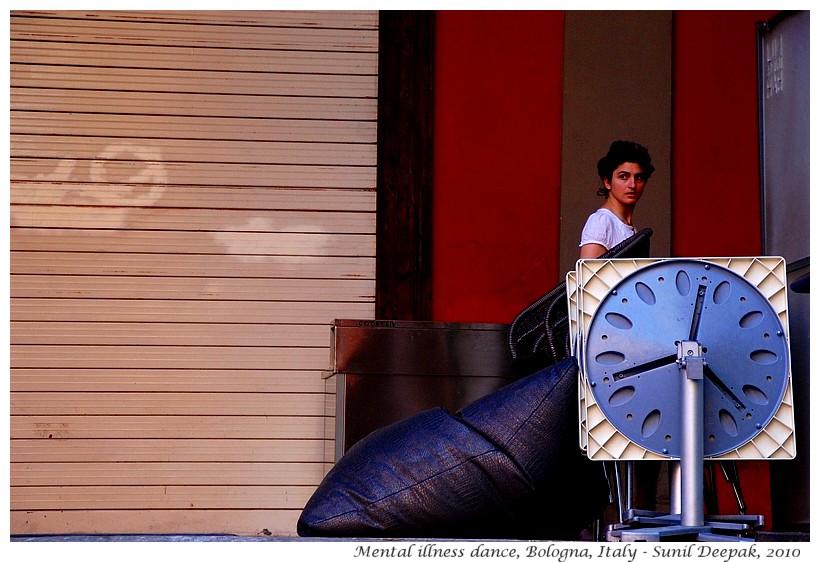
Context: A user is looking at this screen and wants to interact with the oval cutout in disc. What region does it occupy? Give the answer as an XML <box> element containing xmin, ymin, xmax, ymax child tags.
<box><xmin>750</xmin><ymin>349</ymin><xmax>778</xmax><ymax>365</ymax></box>
<box><xmin>713</xmin><ymin>280</ymin><xmax>731</xmax><ymax>304</ymax></box>
<box><xmin>595</xmin><ymin>351</ymin><xmax>625</xmax><ymax>366</ymax></box>
<box><xmin>635</xmin><ymin>282</ymin><xmax>656</xmax><ymax>305</ymax></box>
<box><xmin>739</xmin><ymin>310</ymin><xmax>764</xmax><ymax>329</ymax></box>
<box><xmin>609</xmin><ymin>386</ymin><xmax>635</xmax><ymax>406</ymax></box>
<box><xmin>605</xmin><ymin>312</ymin><xmax>633</xmax><ymax>330</ymax></box>
<box><xmin>641</xmin><ymin>409</ymin><xmax>661</xmax><ymax>437</ymax></box>
<box><xmin>675</xmin><ymin>270</ymin><xmax>691</xmax><ymax>296</ymax></box>
<box><xmin>719</xmin><ymin>409</ymin><xmax>739</xmax><ymax>437</ymax></box>
<box><xmin>742</xmin><ymin>384</ymin><xmax>769</xmax><ymax>405</ymax></box>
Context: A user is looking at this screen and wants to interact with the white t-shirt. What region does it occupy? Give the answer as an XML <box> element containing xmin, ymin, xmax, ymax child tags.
<box><xmin>579</xmin><ymin>208</ymin><xmax>635</xmax><ymax>250</ymax></box>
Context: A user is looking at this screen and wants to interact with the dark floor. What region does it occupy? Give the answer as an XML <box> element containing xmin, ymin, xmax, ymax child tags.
<box><xmin>10</xmin><ymin>535</ymin><xmax>342</xmax><ymax>542</ymax></box>
<box><xmin>11</xmin><ymin>531</ymin><xmax>810</xmax><ymax>542</ymax></box>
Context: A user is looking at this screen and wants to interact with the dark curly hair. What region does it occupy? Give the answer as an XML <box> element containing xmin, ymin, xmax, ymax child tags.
<box><xmin>596</xmin><ymin>140</ymin><xmax>655</xmax><ymax>197</ymax></box>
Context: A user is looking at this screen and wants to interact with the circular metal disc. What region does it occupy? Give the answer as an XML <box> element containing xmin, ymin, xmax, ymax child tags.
<box><xmin>585</xmin><ymin>259</ymin><xmax>789</xmax><ymax>457</ymax></box>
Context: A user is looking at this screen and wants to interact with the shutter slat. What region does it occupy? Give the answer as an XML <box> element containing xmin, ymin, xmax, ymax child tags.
<box><xmin>11</xmin><ymin>298</ymin><xmax>374</xmax><ymax>323</ymax></box>
<box><xmin>12</xmin><ymin>461</ymin><xmax>326</xmax><ymax>486</ymax></box>
<box><xmin>11</xmin><ymin>251</ymin><xmax>374</xmax><ymax>278</ymax></box>
<box><xmin>12</xmin><ymin>10</ymin><xmax>379</xmax><ymax>28</ymax></box>
<box><xmin>11</xmin><ymin>392</ymin><xmax>327</xmax><ymax>416</ymax></box>
<box><xmin>11</xmin><ymin>485</ymin><xmax>315</xmax><ymax>510</ymax></box>
<box><xmin>11</xmin><ymin>112</ymin><xmax>376</xmax><ymax>144</ymax></box>
<box><xmin>10</xmin><ymin>322</ymin><xmax>330</xmax><ymax>347</ymax></box>
<box><xmin>10</xmin><ymin>184</ymin><xmax>376</xmax><ymax>208</ymax></box>
<box><xmin>11</xmin><ymin>275</ymin><xmax>375</xmax><ymax>301</ymax></box>
<box><xmin>12</xmin><ymin>135</ymin><xmax>376</xmax><ymax>166</ymax></box>
<box><xmin>11</xmin><ymin>229</ymin><xmax>375</xmax><ymax>257</ymax></box>
<box><xmin>12</xmin><ymin>509</ymin><xmax>303</xmax><ymax>537</ymax></box>
<box><xmin>11</xmin><ymin>346</ymin><xmax>331</xmax><ymax>370</ymax></box>
<box><xmin>10</xmin><ymin>16</ymin><xmax>378</xmax><ymax>51</ymax></box>
<box><xmin>11</xmin><ymin>88</ymin><xmax>376</xmax><ymax>120</ymax></box>
<box><xmin>12</xmin><ymin>438</ymin><xmax>327</xmax><ymax>463</ymax></box>
<box><xmin>11</xmin><ymin>64</ymin><xmax>377</xmax><ymax>97</ymax></box>
<box><xmin>11</xmin><ymin>369</ymin><xmax>329</xmax><ymax>393</ymax></box>
<box><xmin>9</xmin><ymin>207</ymin><xmax>375</xmax><ymax>232</ymax></box>
<box><xmin>11</xmin><ymin>40</ymin><xmax>377</xmax><ymax>74</ymax></box>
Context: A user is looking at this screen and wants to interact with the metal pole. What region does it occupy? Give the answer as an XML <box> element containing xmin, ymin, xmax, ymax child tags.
<box><xmin>626</xmin><ymin>461</ymin><xmax>634</xmax><ymax>512</ymax></box>
<box><xmin>613</xmin><ymin>461</ymin><xmax>625</xmax><ymax>522</ymax></box>
<box><xmin>669</xmin><ymin>462</ymin><xmax>681</xmax><ymax>515</ymax></box>
<box><xmin>679</xmin><ymin>340</ymin><xmax>705</xmax><ymax>527</ymax></box>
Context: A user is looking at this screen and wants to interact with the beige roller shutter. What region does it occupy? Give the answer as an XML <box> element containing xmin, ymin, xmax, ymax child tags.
<box><xmin>10</xmin><ymin>10</ymin><xmax>377</xmax><ymax>536</ymax></box>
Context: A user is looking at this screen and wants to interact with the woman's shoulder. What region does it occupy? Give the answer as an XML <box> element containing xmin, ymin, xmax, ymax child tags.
<box><xmin>584</xmin><ymin>207</ymin><xmax>619</xmax><ymax>225</ymax></box>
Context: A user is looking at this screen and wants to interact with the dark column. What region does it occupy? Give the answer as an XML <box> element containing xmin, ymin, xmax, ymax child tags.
<box><xmin>376</xmin><ymin>11</ymin><xmax>435</xmax><ymax>320</ymax></box>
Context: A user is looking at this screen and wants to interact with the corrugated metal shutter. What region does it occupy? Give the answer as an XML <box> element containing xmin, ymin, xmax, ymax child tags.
<box><xmin>10</xmin><ymin>10</ymin><xmax>377</xmax><ymax>536</ymax></box>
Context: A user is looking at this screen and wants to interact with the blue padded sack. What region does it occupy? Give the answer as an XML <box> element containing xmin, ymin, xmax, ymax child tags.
<box><xmin>297</xmin><ymin>357</ymin><xmax>608</xmax><ymax>539</ymax></box>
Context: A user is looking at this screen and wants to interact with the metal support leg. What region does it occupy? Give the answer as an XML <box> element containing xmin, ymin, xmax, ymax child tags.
<box><xmin>720</xmin><ymin>461</ymin><xmax>747</xmax><ymax>515</ymax></box>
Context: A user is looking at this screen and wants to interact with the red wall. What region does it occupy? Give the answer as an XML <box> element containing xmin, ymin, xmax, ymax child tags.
<box><xmin>672</xmin><ymin>11</ymin><xmax>779</xmax><ymax>257</ymax></box>
<box><xmin>432</xmin><ymin>9</ymin><xmax>780</xmax><ymax>316</ymax></box>
<box><xmin>432</xmin><ymin>11</ymin><xmax>565</xmax><ymax>324</ymax></box>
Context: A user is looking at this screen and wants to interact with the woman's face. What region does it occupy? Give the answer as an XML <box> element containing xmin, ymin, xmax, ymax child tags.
<box><xmin>603</xmin><ymin>162</ymin><xmax>647</xmax><ymax>206</ymax></box>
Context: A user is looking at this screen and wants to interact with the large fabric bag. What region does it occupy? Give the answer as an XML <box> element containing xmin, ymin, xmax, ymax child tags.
<box><xmin>297</xmin><ymin>358</ymin><xmax>608</xmax><ymax>539</ymax></box>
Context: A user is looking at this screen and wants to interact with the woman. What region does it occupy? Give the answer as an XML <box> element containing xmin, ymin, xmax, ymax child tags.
<box><xmin>578</xmin><ymin>141</ymin><xmax>662</xmax><ymax>512</ymax></box>
<box><xmin>579</xmin><ymin>140</ymin><xmax>654</xmax><ymax>258</ymax></box>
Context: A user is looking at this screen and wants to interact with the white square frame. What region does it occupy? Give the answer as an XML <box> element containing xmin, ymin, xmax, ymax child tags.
<box><xmin>569</xmin><ymin>257</ymin><xmax>796</xmax><ymax>461</ymax></box>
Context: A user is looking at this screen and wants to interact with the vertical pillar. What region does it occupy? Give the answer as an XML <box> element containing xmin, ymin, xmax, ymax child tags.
<box><xmin>376</xmin><ymin>11</ymin><xmax>435</xmax><ymax>320</ymax></box>
<box><xmin>678</xmin><ymin>340</ymin><xmax>705</xmax><ymax>527</ymax></box>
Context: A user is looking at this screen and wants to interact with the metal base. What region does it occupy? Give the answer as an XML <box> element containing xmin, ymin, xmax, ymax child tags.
<box><xmin>605</xmin><ymin>509</ymin><xmax>764</xmax><ymax>542</ymax></box>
